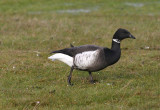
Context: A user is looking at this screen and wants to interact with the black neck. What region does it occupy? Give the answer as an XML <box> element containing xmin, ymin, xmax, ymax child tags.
<box><xmin>111</xmin><ymin>40</ymin><xmax>121</xmax><ymax>51</ymax></box>
<box><xmin>105</xmin><ymin>39</ymin><xmax>121</xmax><ymax>66</ymax></box>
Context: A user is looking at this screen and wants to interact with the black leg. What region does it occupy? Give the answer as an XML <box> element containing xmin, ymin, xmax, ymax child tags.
<box><xmin>89</xmin><ymin>71</ymin><xmax>94</xmax><ymax>84</ymax></box>
<box><xmin>67</xmin><ymin>66</ymin><xmax>74</xmax><ymax>86</ymax></box>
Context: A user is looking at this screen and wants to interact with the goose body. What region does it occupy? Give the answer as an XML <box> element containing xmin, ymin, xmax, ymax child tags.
<box><xmin>48</xmin><ymin>28</ymin><xmax>135</xmax><ymax>85</ymax></box>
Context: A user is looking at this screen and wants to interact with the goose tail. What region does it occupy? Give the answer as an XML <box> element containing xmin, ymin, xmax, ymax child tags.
<box><xmin>48</xmin><ymin>53</ymin><xmax>73</xmax><ymax>67</ymax></box>
<box><xmin>50</xmin><ymin>50</ymin><xmax>63</xmax><ymax>54</ymax></box>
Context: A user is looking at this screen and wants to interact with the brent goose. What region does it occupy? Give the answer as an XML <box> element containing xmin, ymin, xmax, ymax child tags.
<box><xmin>48</xmin><ymin>28</ymin><xmax>135</xmax><ymax>85</ymax></box>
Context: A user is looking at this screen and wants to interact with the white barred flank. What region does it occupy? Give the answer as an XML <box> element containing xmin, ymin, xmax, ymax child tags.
<box><xmin>74</xmin><ymin>50</ymin><xmax>100</xmax><ymax>69</ymax></box>
<box><xmin>48</xmin><ymin>53</ymin><xmax>73</xmax><ymax>67</ymax></box>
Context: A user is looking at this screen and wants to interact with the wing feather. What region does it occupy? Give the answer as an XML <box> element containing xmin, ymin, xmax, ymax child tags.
<box><xmin>50</xmin><ymin>45</ymin><xmax>102</xmax><ymax>57</ymax></box>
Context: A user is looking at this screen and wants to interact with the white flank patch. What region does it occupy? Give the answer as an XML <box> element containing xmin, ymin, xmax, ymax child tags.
<box><xmin>48</xmin><ymin>53</ymin><xmax>73</xmax><ymax>67</ymax></box>
<box><xmin>74</xmin><ymin>50</ymin><xmax>99</xmax><ymax>70</ymax></box>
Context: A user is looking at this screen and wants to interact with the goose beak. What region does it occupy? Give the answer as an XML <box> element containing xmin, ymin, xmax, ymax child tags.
<box><xmin>129</xmin><ymin>34</ymin><xmax>136</xmax><ymax>39</ymax></box>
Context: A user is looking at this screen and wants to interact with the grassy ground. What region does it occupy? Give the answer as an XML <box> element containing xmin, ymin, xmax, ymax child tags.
<box><xmin>0</xmin><ymin>0</ymin><xmax>160</xmax><ymax>109</ymax></box>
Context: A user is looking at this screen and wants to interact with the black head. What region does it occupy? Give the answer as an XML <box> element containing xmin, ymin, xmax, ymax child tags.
<box><xmin>113</xmin><ymin>28</ymin><xmax>135</xmax><ymax>41</ymax></box>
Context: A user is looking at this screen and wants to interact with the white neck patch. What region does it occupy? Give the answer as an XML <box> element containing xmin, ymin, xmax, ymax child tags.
<box><xmin>113</xmin><ymin>39</ymin><xmax>120</xmax><ymax>43</ymax></box>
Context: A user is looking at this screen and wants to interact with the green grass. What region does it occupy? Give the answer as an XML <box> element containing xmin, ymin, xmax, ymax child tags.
<box><xmin>0</xmin><ymin>0</ymin><xmax>160</xmax><ymax>109</ymax></box>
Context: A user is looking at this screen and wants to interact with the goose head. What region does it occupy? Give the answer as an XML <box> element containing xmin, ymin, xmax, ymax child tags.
<box><xmin>113</xmin><ymin>28</ymin><xmax>135</xmax><ymax>41</ymax></box>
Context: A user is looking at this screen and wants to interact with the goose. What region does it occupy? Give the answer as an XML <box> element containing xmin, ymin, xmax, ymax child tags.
<box><xmin>48</xmin><ymin>28</ymin><xmax>135</xmax><ymax>85</ymax></box>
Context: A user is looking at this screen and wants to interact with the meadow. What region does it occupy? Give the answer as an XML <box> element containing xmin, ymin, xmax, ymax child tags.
<box><xmin>0</xmin><ymin>0</ymin><xmax>160</xmax><ymax>109</ymax></box>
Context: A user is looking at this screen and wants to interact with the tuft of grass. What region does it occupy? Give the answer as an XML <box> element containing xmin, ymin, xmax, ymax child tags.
<box><xmin>0</xmin><ymin>0</ymin><xmax>160</xmax><ymax>109</ymax></box>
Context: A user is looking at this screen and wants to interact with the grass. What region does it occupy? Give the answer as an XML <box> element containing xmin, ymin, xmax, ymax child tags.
<box><xmin>0</xmin><ymin>0</ymin><xmax>160</xmax><ymax>109</ymax></box>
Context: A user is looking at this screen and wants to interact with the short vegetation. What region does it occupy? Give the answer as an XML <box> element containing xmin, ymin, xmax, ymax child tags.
<box><xmin>0</xmin><ymin>0</ymin><xmax>160</xmax><ymax>109</ymax></box>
